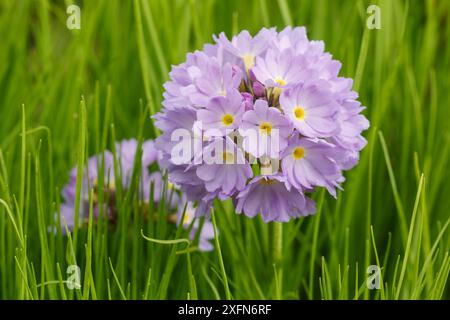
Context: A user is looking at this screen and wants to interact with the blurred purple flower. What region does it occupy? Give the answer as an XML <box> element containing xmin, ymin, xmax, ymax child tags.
<box><xmin>56</xmin><ymin>139</ymin><xmax>216</xmax><ymax>252</ymax></box>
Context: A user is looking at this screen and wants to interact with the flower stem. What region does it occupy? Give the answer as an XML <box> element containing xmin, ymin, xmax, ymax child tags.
<box><xmin>271</xmin><ymin>221</ymin><xmax>283</xmax><ymax>299</ymax></box>
<box><xmin>271</xmin><ymin>222</ymin><xmax>283</xmax><ymax>264</ymax></box>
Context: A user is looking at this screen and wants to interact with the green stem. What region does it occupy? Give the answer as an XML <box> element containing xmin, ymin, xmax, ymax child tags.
<box><xmin>271</xmin><ymin>222</ymin><xmax>283</xmax><ymax>299</ymax></box>
<box><xmin>211</xmin><ymin>211</ymin><xmax>231</xmax><ymax>300</ymax></box>
<box><xmin>271</xmin><ymin>222</ymin><xmax>283</xmax><ymax>263</ymax></box>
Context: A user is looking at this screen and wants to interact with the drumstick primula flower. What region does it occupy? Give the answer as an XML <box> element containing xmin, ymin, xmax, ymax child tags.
<box><xmin>153</xmin><ymin>26</ymin><xmax>369</xmax><ymax>222</ymax></box>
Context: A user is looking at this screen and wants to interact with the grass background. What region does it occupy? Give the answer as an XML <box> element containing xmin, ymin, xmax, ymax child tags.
<box><xmin>0</xmin><ymin>0</ymin><xmax>449</xmax><ymax>299</ymax></box>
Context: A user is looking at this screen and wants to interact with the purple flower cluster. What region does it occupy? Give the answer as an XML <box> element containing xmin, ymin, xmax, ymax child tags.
<box><xmin>154</xmin><ymin>27</ymin><xmax>369</xmax><ymax>222</ymax></box>
<box><xmin>57</xmin><ymin>139</ymin><xmax>215</xmax><ymax>252</ymax></box>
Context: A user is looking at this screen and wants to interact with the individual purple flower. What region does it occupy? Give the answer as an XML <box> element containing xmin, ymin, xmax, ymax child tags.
<box><xmin>280</xmin><ymin>82</ymin><xmax>338</xmax><ymax>138</ymax></box>
<box><xmin>329</xmin><ymin>100</ymin><xmax>369</xmax><ymax>170</ymax></box>
<box><xmin>153</xmin><ymin>106</ymin><xmax>202</xmax><ymax>165</ymax></box>
<box><xmin>162</xmin><ymin>52</ymin><xmax>205</xmax><ymax>108</ymax></box>
<box><xmin>281</xmin><ymin>135</ymin><xmax>343</xmax><ymax>197</ymax></box>
<box><xmin>153</xmin><ymin>105</ymin><xmax>197</xmax><ymax>134</ymax></box>
<box><xmin>216</xmin><ymin>28</ymin><xmax>275</xmax><ymax>70</ymax></box>
<box><xmin>163</xmin><ymin>51</ymin><xmax>241</xmax><ymax>110</ymax></box>
<box><xmin>332</xmin><ymin>100</ymin><xmax>369</xmax><ymax>152</ymax></box>
<box><xmin>197</xmin><ymin>89</ymin><xmax>245</xmax><ymax>136</ymax></box>
<box><xmin>273</xmin><ymin>26</ymin><xmax>308</xmax><ymax>52</ymax></box>
<box><xmin>190</xmin><ymin>60</ymin><xmax>242</xmax><ymax>107</ymax></box>
<box><xmin>236</xmin><ymin>174</ymin><xmax>315</xmax><ymax>222</ymax></box>
<box><xmin>196</xmin><ymin>137</ymin><xmax>253</xmax><ymax>195</ymax></box>
<box><xmin>240</xmin><ymin>99</ymin><xmax>292</xmax><ymax>158</ymax></box>
<box><xmin>252</xmin><ymin>49</ymin><xmax>307</xmax><ymax>89</ymax></box>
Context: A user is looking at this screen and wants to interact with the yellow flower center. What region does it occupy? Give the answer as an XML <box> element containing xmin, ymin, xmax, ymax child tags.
<box><xmin>260</xmin><ymin>178</ymin><xmax>277</xmax><ymax>186</ymax></box>
<box><xmin>272</xmin><ymin>78</ymin><xmax>286</xmax><ymax>99</ymax></box>
<box><xmin>259</xmin><ymin>122</ymin><xmax>272</xmax><ymax>135</ymax></box>
<box><xmin>294</xmin><ymin>106</ymin><xmax>305</xmax><ymax>120</ymax></box>
<box><xmin>222</xmin><ymin>113</ymin><xmax>234</xmax><ymax>126</ymax></box>
<box><xmin>275</xmin><ymin>77</ymin><xmax>286</xmax><ymax>86</ymax></box>
<box><xmin>222</xmin><ymin>152</ymin><xmax>235</xmax><ymax>164</ymax></box>
<box><xmin>292</xmin><ymin>147</ymin><xmax>305</xmax><ymax>160</ymax></box>
<box><xmin>242</xmin><ymin>54</ymin><xmax>255</xmax><ymax>70</ymax></box>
